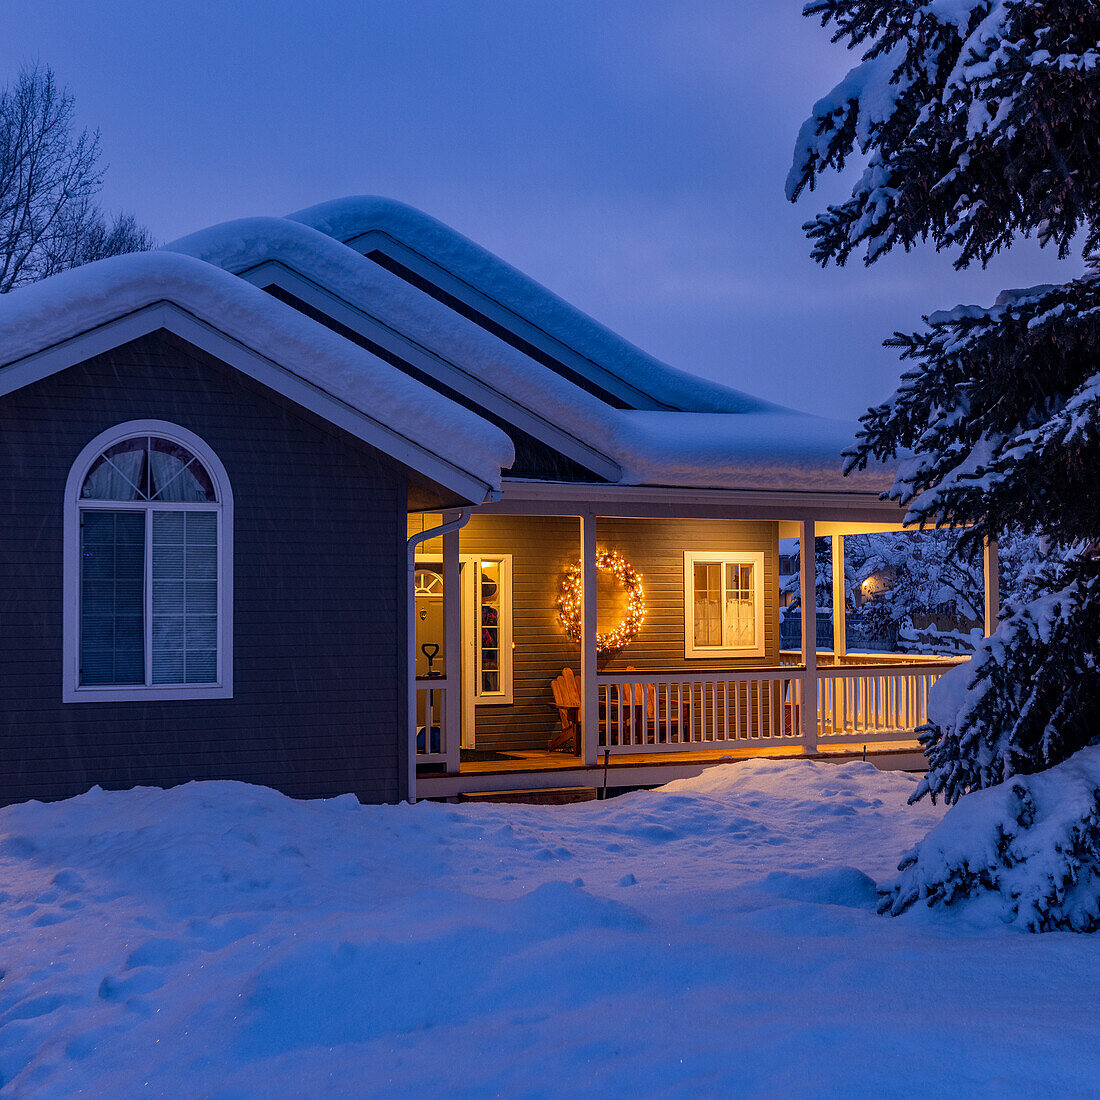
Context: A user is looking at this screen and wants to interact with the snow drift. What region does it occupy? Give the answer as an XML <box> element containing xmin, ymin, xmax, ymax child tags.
<box><xmin>4</xmin><ymin>760</ymin><xmax>1099</xmax><ymax>1096</ymax></box>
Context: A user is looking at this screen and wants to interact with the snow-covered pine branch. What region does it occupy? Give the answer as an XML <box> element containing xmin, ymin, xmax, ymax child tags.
<box><xmin>845</xmin><ymin>275</ymin><xmax>1100</xmax><ymax>550</ymax></box>
<box><xmin>794</xmin><ymin>1</ymin><xmax>1100</xmax><ymax>840</ymax></box>
<box><xmin>789</xmin><ymin>2</ymin><xmax>1100</xmax><ymax>268</ymax></box>
<box><xmin>883</xmin><ymin>744</ymin><xmax>1100</xmax><ymax>931</ymax></box>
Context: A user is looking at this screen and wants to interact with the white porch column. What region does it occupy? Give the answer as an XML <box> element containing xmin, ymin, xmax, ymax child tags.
<box><xmin>580</xmin><ymin>511</ymin><xmax>599</xmax><ymax>766</ymax></box>
<box><xmin>799</xmin><ymin>520</ymin><xmax>818</xmax><ymax>752</ymax></box>
<box><xmin>831</xmin><ymin>534</ymin><xmax>846</xmax><ymax>660</ymax></box>
<box><xmin>983</xmin><ymin>538</ymin><xmax>1000</xmax><ymax>637</ymax></box>
<box><xmin>442</xmin><ymin>513</ymin><xmax>462</xmax><ymax>773</ymax></box>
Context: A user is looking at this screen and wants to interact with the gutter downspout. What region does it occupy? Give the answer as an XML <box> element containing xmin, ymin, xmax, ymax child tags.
<box><xmin>405</xmin><ymin>507</ymin><xmax>473</xmax><ymax>803</ymax></box>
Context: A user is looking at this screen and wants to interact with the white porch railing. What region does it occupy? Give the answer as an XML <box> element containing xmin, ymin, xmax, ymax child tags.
<box><xmin>815</xmin><ymin>661</ymin><xmax>955</xmax><ymax>744</ymax></box>
<box><xmin>596</xmin><ymin>670</ymin><xmax>804</xmax><ymax>753</ymax></box>
<box><xmin>415</xmin><ymin>679</ymin><xmax>450</xmax><ymax>763</ymax></box>
<box><xmin>596</xmin><ymin>660</ymin><xmax>959</xmax><ymax>755</ymax></box>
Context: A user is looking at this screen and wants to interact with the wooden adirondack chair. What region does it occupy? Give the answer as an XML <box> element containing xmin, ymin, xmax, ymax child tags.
<box><xmin>548</xmin><ymin>668</ymin><xmax>581</xmax><ymax>751</ymax></box>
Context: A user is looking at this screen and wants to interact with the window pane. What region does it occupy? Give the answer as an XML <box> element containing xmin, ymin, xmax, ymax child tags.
<box><xmin>149</xmin><ymin>438</ymin><xmax>216</xmax><ymax>502</ymax></box>
<box><xmin>151</xmin><ymin>511</ymin><xmax>218</xmax><ymax>684</ymax></box>
<box><xmin>725</xmin><ymin>562</ymin><xmax>755</xmax><ymax>648</ymax></box>
<box><xmin>693</xmin><ymin>562</ymin><xmax>722</xmax><ymax>647</ymax></box>
<box><xmin>82</xmin><ymin>438</ymin><xmax>148</xmax><ymax>501</ymax></box>
<box><xmin>479</xmin><ymin>561</ymin><xmax>501</xmax><ymax>694</ymax></box>
<box><xmin>80</xmin><ymin>510</ymin><xmax>145</xmax><ymax>685</ymax></box>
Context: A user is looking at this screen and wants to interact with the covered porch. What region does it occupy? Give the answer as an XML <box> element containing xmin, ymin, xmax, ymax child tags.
<box><xmin>408</xmin><ymin>485</ymin><xmax>997</xmax><ymax>800</ymax></box>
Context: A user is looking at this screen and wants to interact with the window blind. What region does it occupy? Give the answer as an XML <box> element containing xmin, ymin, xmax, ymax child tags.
<box><xmin>80</xmin><ymin>511</ymin><xmax>145</xmax><ymax>685</ymax></box>
<box><xmin>151</xmin><ymin>511</ymin><xmax>218</xmax><ymax>684</ymax></box>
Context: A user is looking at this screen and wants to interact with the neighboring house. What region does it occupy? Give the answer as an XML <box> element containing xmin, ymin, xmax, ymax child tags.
<box><xmin>0</xmin><ymin>198</ymin><xmax>999</xmax><ymax>805</ymax></box>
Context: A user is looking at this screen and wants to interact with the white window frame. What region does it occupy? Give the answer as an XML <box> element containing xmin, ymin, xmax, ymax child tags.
<box><xmin>63</xmin><ymin>420</ymin><xmax>234</xmax><ymax>703</ymax></box>
<box><xmin>683</xmin><ymin>551</ymin><xmax>766</xmax><ymax>659</ymax></box>
<box><xmin>468</xmin><ymin>554</ymin><xmax>513</xmax><ymax>706</ymax></box>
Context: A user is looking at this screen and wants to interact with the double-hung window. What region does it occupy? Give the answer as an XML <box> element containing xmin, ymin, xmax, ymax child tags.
<box><xmin>684</xmin><ymin>551</ymin><xmax>765</xmax><ymax>658</ymax></box>
<box><xmin>64</xmin><ymin>422</ymin><xmax>233</xmax><ymax>702</ymax></box>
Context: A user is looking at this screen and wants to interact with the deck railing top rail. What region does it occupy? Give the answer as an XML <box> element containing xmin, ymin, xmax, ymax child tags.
<box><xmin>780</xmin><ymin>649</ymin><xmax>966</xmax><ymax>667</ymax></box>
<box><xmin>596</xmin><ymin>668</ymin><xmax>798</xmax><ymax>685</ymax></box>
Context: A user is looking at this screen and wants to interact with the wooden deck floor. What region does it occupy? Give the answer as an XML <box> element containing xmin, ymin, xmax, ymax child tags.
<box><xmin>415</xmin><ymin>741</ymin><xmax>925</xmax><ymax>799</ymax></box>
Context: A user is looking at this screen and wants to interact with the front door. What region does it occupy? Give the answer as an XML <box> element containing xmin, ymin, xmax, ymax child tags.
<box><xmin>460</xmin><ymin>555</ymin><xmax>513</xmax><ymax>750</ymax></box>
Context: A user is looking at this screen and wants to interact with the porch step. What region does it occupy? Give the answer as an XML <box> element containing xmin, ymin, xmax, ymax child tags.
<box><xmin>459</xmin><ymin>786</ymin><xmax>599</xmax><ymax>806</ymax></box>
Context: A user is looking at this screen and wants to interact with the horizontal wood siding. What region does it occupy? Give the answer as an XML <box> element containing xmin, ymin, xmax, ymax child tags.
<box><xmin>461</xmin><ymin>515</ymin><xmax>580</xmax><ymax>752</ymax></box>
<box><xmin>408</xmin><ymin>513</ymin><xmax>780</xmax><ymax>753</ymax></box>
<box><xmin>596</xmin><ymin>518</ymin><xmax>780</xmax><ymax>673</ymax></box>
<box><xmin>0</xmin><ymin>330</ymin><xmax>407</xmax><ymax>805</ymax></box>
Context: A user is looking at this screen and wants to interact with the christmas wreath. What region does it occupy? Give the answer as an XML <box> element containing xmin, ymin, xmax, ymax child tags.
<box><xmin>558</xmin><ymin>549</ymin><xmax>645</xmax><ymax>653</ymax></box>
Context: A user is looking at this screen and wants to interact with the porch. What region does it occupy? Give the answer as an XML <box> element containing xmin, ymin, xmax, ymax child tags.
<box><xmin>408</xmin><ymin>485</ymin><xmax>996</xmax><ymax>800</ymax></box>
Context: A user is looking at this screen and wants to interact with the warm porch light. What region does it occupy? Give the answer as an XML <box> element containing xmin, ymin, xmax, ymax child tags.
<box><xmin>558</xmin><ymin>549</ymin><xmax>645</xmax><ymax>653</ymax></box>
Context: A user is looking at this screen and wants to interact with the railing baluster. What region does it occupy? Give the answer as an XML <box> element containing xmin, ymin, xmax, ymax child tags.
<box><xmin>586</xmin><ymin>661</ymin><xmax>956</xmax><ymax>757</ymax></box>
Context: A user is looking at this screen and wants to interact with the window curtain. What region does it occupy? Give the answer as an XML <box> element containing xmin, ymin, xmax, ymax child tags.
<box><xmin>149</xmin><ymin>450</ymin><xmax>210</xmax><ymax>502</ymax></box>
<box><xmin>694</xmin><ymin>598</ymin><xmax>722</xmax><ymax>646</ymax></box>
<box><xmin>724</xmin><ymin>594</ymin><xmax>755</xmax><ymax>647</ymax></box>
<box><xmin>82</xmin><ymin>450</ymin><xmax>145</xmax><ymax>501</ymax></box>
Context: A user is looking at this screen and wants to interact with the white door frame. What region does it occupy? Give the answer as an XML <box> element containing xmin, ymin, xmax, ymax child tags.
<box><xmin>460</xmin><ymin>560</ymin><xmax>476</xmax><ymax>749</ymax></box>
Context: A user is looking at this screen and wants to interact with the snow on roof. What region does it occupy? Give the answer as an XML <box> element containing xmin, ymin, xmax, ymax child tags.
<box><xmin>166</xmin><ymin>215</ymin><xmax>893</xmax><ymax>494</ymax></box>
<box><xmin>286</xmin><ymin>196</ymin><xmax>788</xmax><ymax>415</ymax></box>
<box><xmin>612</xmin><ymin>410</ymin><xmax>889</xmax><ymax>492</ymax></box>
<box><xmin>0</xmin><ymin>251</ymin><xmax>514</xmax><ymax>494</ymax></box>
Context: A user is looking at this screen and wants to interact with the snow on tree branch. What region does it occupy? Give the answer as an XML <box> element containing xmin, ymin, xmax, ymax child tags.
<box><xmin>789</xmin><ymin>2</ymin><xmax>1100</xmax><ymax>268</ymax></box>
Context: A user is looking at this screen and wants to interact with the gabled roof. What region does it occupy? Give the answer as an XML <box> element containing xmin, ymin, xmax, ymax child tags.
<box><xmin>0</xmin><ymin>250</ymin><xmax>514</xmax><ymax>504</ymax></box>
<box><xmin>166</xmin><ymin>208</ymin><xmax>893</xmax><ymax>494</ymax></box>
<box><xmin>165</xmin><ymin>216</ymin><xmax>623</xmax><ymax>481</ymax></box>
<box><xmin>287</xmin><ymin>196</ymin><xmax>787</xmax><ymax>415</ymax></box>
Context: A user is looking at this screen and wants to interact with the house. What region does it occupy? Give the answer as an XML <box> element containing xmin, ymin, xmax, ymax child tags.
<box><xmin>0</xmin><ymin>197</ymin><xmax>1000</xmax><ymax>806</ymax></box>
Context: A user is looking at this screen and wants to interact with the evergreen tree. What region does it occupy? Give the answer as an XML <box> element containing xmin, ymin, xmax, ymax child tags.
<box><xmin>790</xmin><ymin>1</ymin><xmax>1100</xmax><ymax>803</ymax></box>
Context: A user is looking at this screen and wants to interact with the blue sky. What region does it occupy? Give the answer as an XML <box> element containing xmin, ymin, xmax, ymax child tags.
<box><xmin>5</xmin><ymin>1</ymin><xmax>1078</xmax><ymax>418</ymax></box>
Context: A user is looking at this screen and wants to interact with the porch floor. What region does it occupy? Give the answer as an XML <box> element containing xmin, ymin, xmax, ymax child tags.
<box><xmin>416</xmin><ymin>741</ymin><xmax>925</xmax><ymax>800</ymax></box>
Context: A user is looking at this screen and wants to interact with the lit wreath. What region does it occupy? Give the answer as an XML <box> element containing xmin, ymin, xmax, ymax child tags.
<box><xmin>558</xmin><ymin>549</ymin><xmax>646</xmax><ymax>653</ymax></box>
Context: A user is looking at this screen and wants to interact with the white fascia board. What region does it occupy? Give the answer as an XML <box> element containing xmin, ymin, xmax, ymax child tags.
<box><xmin>238</xmin><ymin>260</ymin><xmax>622</xmax><ymax>483</ymax></box>
<box><xmin>485</xmin><ymin>479</ymin><xmax>909</xmax><ymax>524</ymax></box>
<box><xmin>0</xmin><ymin>301</ymin><xmax>496</xmax><ymax>506</ymax></box>
<box><xmin>342</xmin><ymin>230</ymin><xmax>667</xmax><ymax>412</ymax></box>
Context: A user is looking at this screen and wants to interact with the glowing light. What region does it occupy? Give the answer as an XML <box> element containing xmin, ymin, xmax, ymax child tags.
<box><xmin>558</xmin><ymin>549</ymin><xmax>646</xmax><ymax>653</ymax></box>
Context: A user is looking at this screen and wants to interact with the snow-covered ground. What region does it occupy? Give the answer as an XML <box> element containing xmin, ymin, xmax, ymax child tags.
<box><xmin>3</xmin><ymin>759</ymin><xmax>1098</xmax><ymax>1097</ymax></box>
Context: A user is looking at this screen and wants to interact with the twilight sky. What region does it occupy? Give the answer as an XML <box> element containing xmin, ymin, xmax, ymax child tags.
<box><xmin>5</xmin><ymin>1</ymin><xmax>1079</xmax><ymax>419</ymax></box>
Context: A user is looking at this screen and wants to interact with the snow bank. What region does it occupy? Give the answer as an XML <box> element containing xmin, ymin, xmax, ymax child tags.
<box><xmin>167</xmin><ymin>215</ymin><xmax>893</xmax><ymax>493</ymax></box>
<box><xmin>286</xmin><ymin>195</ymin><xmax>786</xmax><ymax>415</ymax></box>
<box><xmin>7</xmin><ymin>759</ymin><xmax>1098</xmax><ymax>1095</ymax></box>
<box><xmin>0</xmin><ymin>251</ymin><xmax>514</xmax><ymax>493</ymax></box>
<box><xmin>884</xmin><ymin>746</ymin><xmax>1100</xmax><ymax>931</ymax></box>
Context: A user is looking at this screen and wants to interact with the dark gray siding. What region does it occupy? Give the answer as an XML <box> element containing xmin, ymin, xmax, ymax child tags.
<box><xmin>0</xmin><ymin>330</ymin><xmax>407</xmax><ymax>805</ymax></box>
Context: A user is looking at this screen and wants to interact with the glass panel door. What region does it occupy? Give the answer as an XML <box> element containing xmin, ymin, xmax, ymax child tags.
<box><xmin>477</xmin><ymin>560</ymin><xmax>501</xmax><ymax>696</ymax></box>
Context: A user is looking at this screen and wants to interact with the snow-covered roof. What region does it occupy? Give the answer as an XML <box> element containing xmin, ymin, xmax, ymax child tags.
<box><xmin>165</xmin><ymin>211</ymin><xmax>893</xmax><ymax>494</ymax></box>
<box><xmin>0</xmin><ymin>251</ymin><xmax>514</xmax><ymax>499</ymax></box>
<box><xmin>286</xmin><ymin>196</ymin><xmax>787</xmax><ymax>415</ymax></box>
<box><xmin>612</xmin><ymin>410</ymin><xmax>887</xmax><ymax>492</ymax></box>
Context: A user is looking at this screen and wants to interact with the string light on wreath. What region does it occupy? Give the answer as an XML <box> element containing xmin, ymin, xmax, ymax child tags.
<box><xmin>558</xmin><ymin>549</ymin><xmax>646</xmax><ymax>653</ymax></box>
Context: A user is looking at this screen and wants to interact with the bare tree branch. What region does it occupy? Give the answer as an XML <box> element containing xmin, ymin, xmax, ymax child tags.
<box><xmin>0</xmin><ymin>63</ymin><xmax>152</xmax><ymax>292</ymax></box>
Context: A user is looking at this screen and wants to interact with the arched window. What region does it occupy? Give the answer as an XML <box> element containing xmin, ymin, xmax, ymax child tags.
<box><xmin>63</xmin><ymin>421</ymin><xmax>233</xmax><ymax>702</ymax></box>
